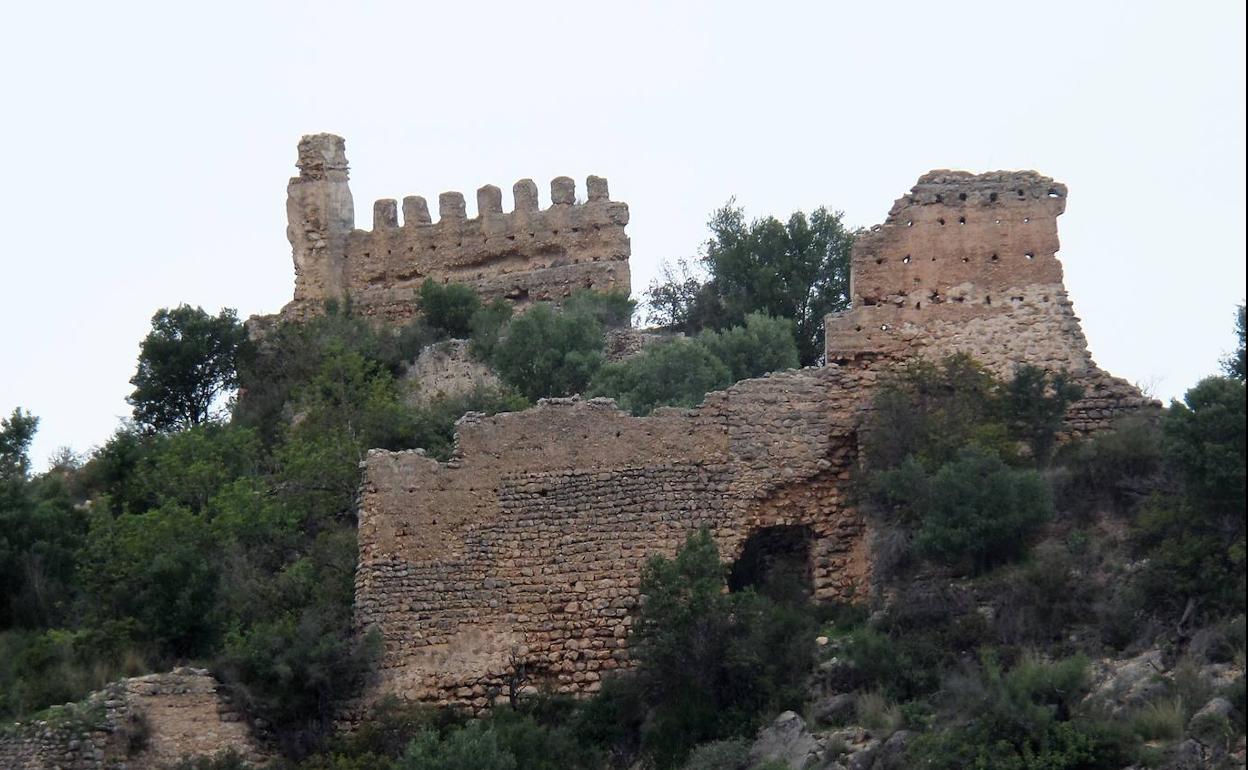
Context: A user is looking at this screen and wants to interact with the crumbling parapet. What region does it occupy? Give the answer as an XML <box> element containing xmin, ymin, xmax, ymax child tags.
<box><xmin>0</xmin><ymin>668</ymin><xmax>267</xmax><ymax>770</ymax></box>
<box><xmin>355</xmin><ymin>368</ymin><xmax>874</xmax><ymax>712</ymax></box>
<box><xmin>825</xmin><ymin>170</ymin><xmax>1155</xmax><ymax>436</ymax></box>
<box><xmin>283</xmin><ymin>134</ymin><xmax>632</xmax><ymax>323</ymax></box>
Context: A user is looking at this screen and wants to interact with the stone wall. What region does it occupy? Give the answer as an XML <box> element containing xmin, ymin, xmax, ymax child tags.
<box><xmin>284</xmin><ymin>134</ymin><xmax>632</xmax><ymax>324</ymax></box>
<box><xmin>354</xmin><ymin>168</ymin><xmax>1157</xmax><ymax>715</ymax></box>
<box><xmin>0</xmin><ymin>669</ymin><xmax>266</xmax><ymax>770</ymax></box>
<box><xmin>824</xmin><ymin>170</ymin><xmax>1154</xmax><ymax>437</ymax></box>
<box><xmin>356</xmin><ymin>366</ymin><xmax>876</xmax><ymax>711</ymax></box>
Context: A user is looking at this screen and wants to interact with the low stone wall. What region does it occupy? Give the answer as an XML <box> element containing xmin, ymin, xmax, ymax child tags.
<box><xmin>0</xmin><ymin>669</ymin><xmax>266</xmax><ymax>770</ymax></box>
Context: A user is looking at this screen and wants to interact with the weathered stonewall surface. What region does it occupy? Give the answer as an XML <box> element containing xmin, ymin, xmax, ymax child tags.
<box><xmin>353</xmin><ymin>169</ymin><xmax>1154</xmax><ymax>714</ymax></box>
<box><xmin>356</xmin><ymin>367</ymin><xmax>875</xmax><ymax>711</ymax></box>
<box><xmin>284</xmin><ymin>134</ymin><xmax>632</xmax><ymax>323</ymax></box>
<box><xmin>0</xmin><ymin>668</ymin><xmax>266</xmax><ymax>769</ymax></box>
<box><xmin>824</xmin><ymin>170</ymin><xmax>1154</xmax><ymax>437</ymax></box>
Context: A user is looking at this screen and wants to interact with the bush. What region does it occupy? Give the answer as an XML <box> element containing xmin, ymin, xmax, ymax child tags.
<box><xmin>862</xmin><ymin>355</ymin><xmax>1010</xmax><ymax>472</ymax></box>
<box><xmin>489</xmin><ymin>304</ymin><xmax>605</xmax><ymax>401</ymax></box>
<box><xmin>396</xmin><ymin>723</ymin><xmax>515</xmax><ymax>770</ymax></box>
<box><xmin>1053</xmin><ymin>415</ymin><xmax>1161</xmax><ymax>514</ymax></box>
<box><xmin>696</xmin><ymin>313</ymin><xmax>799</xmax><ymax>382</ymax></box>
<box><xmin>1131</xmin><ymin>696</ymin><xmax>1185</xmax><ymax>742</ymax></box>
<box><xmin>630</xmin><ymin>530</ymin><xmax>818</xmax><ymax>768</ymax></box>
<box><xmin>855</xmin><ymin>691</ymin><xmax>902</xmax><ymax>736</ymax></box>
<box><xmin>467</xmin><ymin>300</ymin><xmax>514</xmax><ymax>361</ymax></box>
<box><xmin>419</xmin><ymin>280</ymin><xmax>482</xmax><ymax>338</ymax></box>
<box><xmin>409</xmin><ymin>386</ymin><xmax>529</xmax><ymax>461</ymax></box>
<box><xmin>907</xmin><ymin>654</ymin><xmax>1136</xmax><ymax>770</ymax></box>
<box><xmin>563</xmin><ymin>290</ymin><xmax>636</xmax><ymax>329</ymax></box>
<box><xmin>591</xmin><ymin>338</ymin><xmax>731</xmax><ymax>415</ymax></box>
<box><xmin>680</xmin><ymin>738</ymin><xmax>749</xmax><ymax>770</ymax></box>
<box><xmin>863</xmin><ymin>355</ymin><xmax>1080</xmax><ymax>472</ymax></box>
<box><xmin>874</xmin><ymin>447</ymin><xmax>1053</xmax><ymax>575</ymax></box>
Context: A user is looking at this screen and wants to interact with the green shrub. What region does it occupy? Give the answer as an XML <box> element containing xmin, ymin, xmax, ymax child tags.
<box><xmin>591</xmin><ymin>338</ymin><xmax>731</xmax><ymax>415</ymax></box>
<box><xmin>862</xmin><ymin>355</ymin><xmax>1011</xmax><ymax>472</ymax></box>
<box><xmin>409</xmin><ymin>386</ymin><xmax>529</xmax><ymax>461</ymax></box>
<box><xmin>680</xmin><ymin>738</ymin><xmax>749</xmax><ymax>770</ymax></box>
<box><xmin>855</xmin><ymin>690</ymin><xmax>902</xmax><ymax>736</ymax></box>
<box><xmin>467</xmin><ymin>300</ymin><xmax>514</xmax><ymax>361</ymax></box>
<box><xmin>396</xmin><ymin>723</ymin><xmax>515</xmax><ymax>770</ymax></box>
<box><xmin>630</xmin><ymin>530</ymin><xmax>818</xmax><ymax>768</ymax></box>
<box><xmin>696</xmin><ymin>313</ymin><xmax>799</xmax><ymax>382</ymax></box>
<box><xmin>563</xmin><ymin>290</ymin><xmax>636</xmax><ymax>329</ymax></box>
<box><xmin>863</xmin><ymin>355</ymin><xmax>1079</xmax><ymax>472</ymax></box>
<box><xmin>489</xmin><ymin>304</ymin><xmax>605</xmax><ymax>401</ymax></box>
<box><xmin>169</xmin><ymin>751</ymin><xmax>256</xmax><ymax>770</ymax></box>
<box><xmin>1001</xmin><ymin>365</ymin><xmax>1083</xmax><ymax>464</ymax></box>
<box><xmin>419</xmin><ymin>280</ymin><xmax>482</xmax><ymax>338</ymax></box>
<box><xmin>875</xmin><ymin>447</ymin><xmax>1052</xmax><ymax>574</ymax></box>
<box><xmin>907</xmin><ymin>654</ymin><xmax>1136</xmax><ymax>770</ymax></box>
<box><xmin>1131</xmin><ymin>696</ymin><xmax>1185</xmax><ymax>742</ymax></box>
<box><xmin>1053</xmin><ymin>416</ymin><xmax>1161</xmax><ymax>514</ymax></box>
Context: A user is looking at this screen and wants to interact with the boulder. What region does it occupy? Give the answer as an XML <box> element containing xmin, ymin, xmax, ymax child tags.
<box><xmin>748</xmin><ymin>711</ymin><xmax>821</xmax><ymax>770</ymax></box>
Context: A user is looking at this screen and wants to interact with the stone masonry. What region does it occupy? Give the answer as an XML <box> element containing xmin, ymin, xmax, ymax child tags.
<box><xmin>824</xmin><ymin>170</ymin><xmax>1154</xmax><ymax>436</ymax></box>
<box><xmin>353</xmin><ymin>168</ymin><xmax>1154</xmax><ymax>713</ymax></box>
<box><xmin>284</xmin><ymin>134</ymin><xmax>632</xmax><ymax>323</ymax></box>
<box><xmin>0</xmin><ymin>668</ymin><xmax>267</xmax><ymax>770</ymax></box>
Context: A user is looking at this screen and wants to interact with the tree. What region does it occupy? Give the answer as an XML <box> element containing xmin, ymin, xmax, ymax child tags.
<box><xmin>489</xmin><ymin>304</ymin><xmax>605</xmax><ymax>401</ymax></box>
<box><xmin>1224</xmin><ymin>302</ymin><xmax>1246</xmax><ymax>381</ymax></box>
<box><xmin>0</xmin><ymin>408</ymin><xmax>38</xmax><ymax>484</ymax></box>
<box><xmin>128</xmin><ymin>305</ymin><xmax>246</xmax><ymax>432</ymax></box>
<box><xmin>420</xmin><ymin>279</ymin><xmax>482</xmax><ymax>339</ymax></box>
<box><xmin>646</xmin><ymin>202</ymin><xmax>856</xmax><ymax>365</ymax></box>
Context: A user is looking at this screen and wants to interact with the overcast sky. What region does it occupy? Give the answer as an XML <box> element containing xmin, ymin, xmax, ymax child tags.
<box><xmin>1</xmin><ymin>0</ymin><xmax>1244</xmax><ymax>468</ymax></box>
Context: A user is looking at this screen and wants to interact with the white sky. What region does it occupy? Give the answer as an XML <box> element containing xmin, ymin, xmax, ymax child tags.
<box><xmin>1</xmin><ymin>0</ymin><xmax>1244</xmax><ymax>468</ymax></box>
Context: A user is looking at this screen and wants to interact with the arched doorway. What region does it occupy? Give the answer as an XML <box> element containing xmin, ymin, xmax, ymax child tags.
<box><xmin>727</xmin><ymin>525</ymin><xmax>815</xmax><ymax>605</ymax></box>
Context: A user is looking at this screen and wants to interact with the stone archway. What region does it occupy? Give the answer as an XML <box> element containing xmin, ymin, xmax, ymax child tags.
<box><xmin>727</xmin><ymin>524</ymin><xmax>816</xmax><ymax>605</ymax></box>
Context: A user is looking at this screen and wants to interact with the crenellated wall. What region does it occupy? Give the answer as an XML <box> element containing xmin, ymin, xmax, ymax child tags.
<box><xmin>825</xmin><ymin>170</ymin><xmax>1155</xmax><ymax>437</ymax></box>
<box><xmin>284</xmin><ymin>134</ymin><xmax>631</xmax><ymax>323</ymax></box>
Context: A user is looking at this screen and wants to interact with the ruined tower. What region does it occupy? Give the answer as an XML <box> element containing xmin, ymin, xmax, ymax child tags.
<box><xmin>286</xmin><ymin>134</ymin><xmax>356</xmax><ymax>311</ymax></box>
<box><xmin>283</xmin><ymin>134</ymin><xmax>632</xmax><ymax>322</ymax></box>
<box><xmin>825</xmin><ymin>170</ymin><xmax>1152</xmax><ymax>436</ymax></box>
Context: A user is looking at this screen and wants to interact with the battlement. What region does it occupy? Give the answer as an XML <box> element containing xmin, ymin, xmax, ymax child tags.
<box><xmin>284</xmin><ymin>135</ymin><xmax>632</xmax><ymax>323</ymax></box>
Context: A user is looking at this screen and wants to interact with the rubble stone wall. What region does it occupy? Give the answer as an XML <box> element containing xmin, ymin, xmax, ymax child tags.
<box><xmin>825</xmin><ymin>170</ymin><xmax>1154</xmax><ymax>437</ymax></box>
<box><xmin>284</xmin><ymin>134</ymin><xmax>631</xmax><ymax>324</ymax></box>
<box><xmin>355</xmin><ymin>168</ymin><xmax>1155</xmax><ymax>714</ymax></box>
<box><xmin>356</xmin><ymin>366</ymin><xmax>876</xmax><ymax>710</ymax></box>
<box><xmin>0</xmin><ymin>669</ymin><xmax>266</xmax><ymax>770</ymax></box>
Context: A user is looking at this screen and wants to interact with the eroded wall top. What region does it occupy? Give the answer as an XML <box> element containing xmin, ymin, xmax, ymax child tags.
<box><xmin>284</xmin><ymin>134</ymin><xmax>631</xmax><ymax>323</ymax></box>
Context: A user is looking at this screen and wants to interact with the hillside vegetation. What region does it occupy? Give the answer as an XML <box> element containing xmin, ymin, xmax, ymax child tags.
<box><xmin>1</xmin><ymin>199</ymin><xmax>1243</xmax><ymax>768</ymax></box>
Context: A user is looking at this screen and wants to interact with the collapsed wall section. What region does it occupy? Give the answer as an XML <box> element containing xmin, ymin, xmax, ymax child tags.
<box><xmin>284</xmin><ymin>134</ymin><xmax>631</xmax><ymax>323</ymax></box>
<box><xmin>0</xmin><ymin>669</ymin><xmax>266</xmax><ymax>770</ymax></box>
<box><xmin>824</xmin><ymin>170</ymin><xmax>1153</xmax><ymax>436</ymax></box>
<box><xmin>355</xmin><ymin>367</ymin><xmax>874</xmax><ymax>711</ymax></box>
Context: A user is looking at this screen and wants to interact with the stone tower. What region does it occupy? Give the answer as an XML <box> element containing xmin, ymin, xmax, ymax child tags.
<box><xmin>286</xmin><ymin>133</ymin><xmax>356</xmax><ymax>311</ymax></box>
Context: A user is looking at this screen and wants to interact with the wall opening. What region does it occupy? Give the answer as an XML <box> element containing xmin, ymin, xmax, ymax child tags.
<box><xmin>728</xmin><ymin>525</ymin><xmax>814</xmax><ymax>605</ymax></box>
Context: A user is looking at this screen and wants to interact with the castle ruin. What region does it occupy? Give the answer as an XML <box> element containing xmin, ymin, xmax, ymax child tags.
<box><xmin>284</xmin><ymin>134</ymin><xmax>631</xmax><ymax>323</ymax></box>
<box><xmin>351</xmin><ymin>161</ymin><xmax>1154</xmax><ymax>711</ymax></box>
